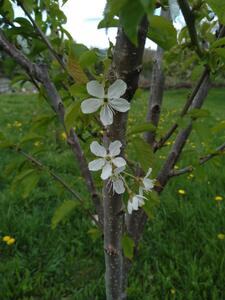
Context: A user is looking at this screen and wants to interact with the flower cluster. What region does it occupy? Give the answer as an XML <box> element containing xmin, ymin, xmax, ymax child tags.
<box><xmin>127</xmin><ymin>168</ymin><xmax>155</xmax><ymax>214</ymax></box>
<box><xmin>80</xmin><ymin>79</ymin><xmax>155</xmax><ymax>214</ymax></box>
<box><xmin>2</xmin><ymin>235</ymin><xmax>16</xmax><ymax>246</ymax></box>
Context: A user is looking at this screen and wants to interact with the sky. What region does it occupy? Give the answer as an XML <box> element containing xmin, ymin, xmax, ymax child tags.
<box><xmin>13</xmin><ymin>0</ymin><xmax>184</xmax><ymax>49</ymax></box>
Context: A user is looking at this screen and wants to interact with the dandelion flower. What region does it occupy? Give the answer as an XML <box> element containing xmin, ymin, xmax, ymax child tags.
<box><xmin>61</xmin><ymin>132</ymin><xmax>67</xmax><ymax>140</ymax></box>
<box><xmin>178</xmin><ymin>189</ymin><xmax>186</xmax><ymax>195</ymax></box>
<box><xmin>217</xmin><ymin>233</ymin><xmax>225</xmax><ymax>240</ymax></box>
<box><xmin>2</xmin><ymin>236</ymin><xmax>11</xmax><ymax>242</ymax></box>
<box><xmin>7</xmin><ymin>238</ymin><xmax>15</xmax><ymax>245</ymax></box>
<box><xmin>215</xmin><ymin>195</ymin><xmax>223</xmax><ymax>201</ymax></box>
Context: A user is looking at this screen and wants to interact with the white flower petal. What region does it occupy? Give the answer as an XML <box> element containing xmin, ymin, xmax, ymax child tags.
<box><xmin>100</xmin><ymin>105</ymin><xmax>114</xmax><ymax>126</ymax></box>
<box><xmin>145</xmin><ymin>168</ymin><xmax>152</xmax><ymax>178</ymax></box>
<box><xmin>127</xmin><ymin>201</ymin><xmax>133</xmax><ymax>214</ymax></box>
<box><xmin>143</xmin><ymin>178</ymin><xmax>154</xmax><ymax>191</ymax></box>
<box><xmin>101</xmin><ymin>163</ymin><xmax>112</xmax><ymax>180</ymax></box>
<box><xmin>132</xmin><ymin>196</ymin><xmax>139</xmax><ymax>210</ymax></box>
<box><xmin>88</xmin><ymin>158</ymin><xmax>105</xmax><ymax>171</ymax></box>
<box><xmin>87</xmin><ymin>81</ymin><xmax>104</xmax><ymax>98</ymax></box>
<box><xmin>90</xmin><ymin>141</ymin><xmax>107</xmax><ymax>157</ymax></box>
<box><xmin>108</xmin><ymin>79</ymin><xmax>127</xmax><ymax>98</ymax></box>
<box><xmin>109</xmin><ymin>98</ymin><xmax>130</xmax><ymax>112</ymax></box>
<box><xmin>113</xmin><ymin>178</ymin><xmax>125</xmax><ymax>194</ymax></box>
<box><xmin>114</xmin><ymin>166</ymin><xmax>126</xmax><ymax>175</ymax></box>
<box><xmin>139</xmin><ymin>187</ymin><xmax>144</xmax><ymax>197</ymax></box>
<box><xmin>109</xmin><ymin>140</ymin><xmax>122</xmax><ymax>157</ymax></box>
<box><xmin>81</xmin><ymin>98</ymin><xmax>103</xmax><ymax>114</ymax></box>
<box><xmin>112</xmin><ymin>157</ymin><xmax>126</xmax><ymax>168</ymax></box>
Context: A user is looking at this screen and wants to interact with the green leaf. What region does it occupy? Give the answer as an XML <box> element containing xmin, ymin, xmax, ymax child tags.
<box><xmin>143</xmin><ymin>191</ymin><xmax>160</xmax><ymax>219</ymax></box>
<box><xmin>20</xmin><ymin>133</ymin><xmax>43</xmax><ymax>144</ymax></box>
<box><xmin>127</xmin><ymin>137</ymin><xmax>154</xmax><ymax>171</ymax></box>
<box><xmin>127</xmin><ymin>122</ymin><xmax>156</xmax><ymax>136</ymax></box>
<box><xmin>11</xmin><ymin>169</ymin><xmax>40</xmax><ymax>198</ymax></box>
<box><xmin>205</xmin><ymin>0</ymin><xmax>225</xmax><ymax>25</ymax></box>
<box><xmin>120</xmin><ymin>0</ymin><xmax>145</xmax><ymax>45</ymax></box>
<box><xmin>214</xmin><ymin>48</ymin><xmax>225</xmax><ymax>60</ymax></box>
<box><xmin>69</xmin><ymin>83</ymin><xmax>87</xmax><ymax>98</ymax></box>
<box><xmin>211</xmin><ymin>37</ymin><xmax>225</xmax><ymax>48</ymax></box>
<box><xmin>147</xmin><ymin>16</ymin><xmax>177</xmax><ymax>50</ymax></box>
<box><xmin>79</xmin><ymin>50</ymin><xmax>98</xmax><ymax>68</ymax></box>
<box><xmin>211</xmin><ymin>120</ymin><xmax>225</xmax><ymax>133</ymax></box>
<box><xmin>21</xmin><ymin>172</ymin><xmax>40</xmax><ymax>199</ymax></box>
<box><xmin>87</xmin><ymin>228</ymin><xmax>102</xmax><ymax>241</ymax></box>
<box><xmin>67</xmin><ymin>50</ymin><xmax>88</xmax><ymax>84</ymax></box>
<box><xmin>98</xmin><ymin>18</ymin><xmax>119</xmax><ymax>29</ymax></box>
<box><xmin>51</xmin><ymin>200</ymin><xmax>78</xmax><ymax>229</ymax></box>
<box><xmin>64</xmin><ymin>100</ymin><xmax>82</xmax><ymax>131</ymax></box>
<box><xmin>121</xmin><ymin>234</ymin><xmax>134</xmax><ymax>260</ymax></box>
<box><xmin>188</xmin><ymin>108</ymin><xmax>210</xmax><ymax>119</ymax></box>
<box><xmin>0</xmin><ymin>132</ymin><xmax>13</xmax><ymax>149</ymax></box>
<box><xmin>1</xmin><ymin>0</ymin><xmax>14</xmax><ymax>22</ymax></box>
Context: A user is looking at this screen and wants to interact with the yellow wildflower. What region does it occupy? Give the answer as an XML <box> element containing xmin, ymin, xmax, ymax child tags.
<box><xmin>34</xmin><ymin>141</ymin><xmax>40</xmax><ymax>147</ymax></box>
<box><xmin>178</xmin><ymin>189</ymin><xmax>186</xmax><ymax>195</ymax></box>
<box><xmin>7</xmin><ymin>238</ymin><xmax>15</xmax><ymax>246</ymax></box>
<box><xmin>2</xmin><ymin>236</ymin><xmax>11</xmax><ymax>242</ymax></box>
<box><xmin>61</xmin><ymin>132</ymin><xmax>67</xmax><ymax>140</ymax></box>
<box><xmin>215</xmin><ymin>196</ymin><xmax>223</xmax><ymax>202</ymax></box>
<box><xmin>13</xmin><ymin>121</ymin><xmax>22</xmax><ymax>128</ymax></box>
<box><xmin>170</xmin><ymin>288</ymin><xmax>176</xmax><ymax>295</ymax></box>
<box><xmin>217</xmin><ymin>233</ymin><xmax>225</xmax><ymax>240</ymax></box>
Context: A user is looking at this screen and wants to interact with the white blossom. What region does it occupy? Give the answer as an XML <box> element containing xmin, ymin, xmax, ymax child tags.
<box><xmin>81</xmin><ymin>79</ymin><xmax>130</xmax><ymax>126</ymax></box>
<box><xmin>127</xmin><ymin>192</ymin><xmax>147</xmax><ymax>215</ymax></box>
<box><xmin>110</xmin><ymin>166</ymin><xmax>126</xmax><ymax>194</ymax></box>
<box><xmin>140</xmin><ymin>168</ymin><xmax>155</xmax><ymax>193</ymax></box>
<box><xmin>88</xmin><ymin>140</ymin><xmax>126</xmax><ymax>180</ymax></box>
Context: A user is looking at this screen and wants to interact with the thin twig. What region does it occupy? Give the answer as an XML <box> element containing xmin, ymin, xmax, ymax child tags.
<box><xmin>155</xmin><ymin>25</ymin><xmax>225</xmax><ymax>151</ymax></box>
<box><xmin>177</xmin><ymin>0</ymin><xmax>203</xmax><ymax>57</ymax></box>
<box><xmin>17</xmin><ymin>0</ymin><xmax>67</xmax><ymax>72</ymax></box>
<box><xmin>170</xmin><ymin>142</ymin><xmax>225</xmax><ymax>177</ymax></box>
<box><xmin>14</xmin><ymin>146</ymin><xmax>101</xmax><ymax>228</ymax></box>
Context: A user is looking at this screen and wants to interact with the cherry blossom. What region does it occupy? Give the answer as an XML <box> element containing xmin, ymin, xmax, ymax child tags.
<box><xmin>81</xmin><ymin>79</ymin><xmax>130</xmax><ymax>126</ymax></box>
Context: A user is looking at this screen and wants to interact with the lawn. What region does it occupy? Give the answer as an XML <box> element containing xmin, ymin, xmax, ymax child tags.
<box><xmin>0</xmin><ymin>88</ymin><xmax>225</xmax><ymax>300</ymax></box>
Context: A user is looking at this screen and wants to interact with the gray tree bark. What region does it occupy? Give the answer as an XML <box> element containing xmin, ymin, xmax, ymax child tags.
<box><xmin>103</xmin><ymin>17</ymin><xmax>148</xmax><ymax>300</ymax></box>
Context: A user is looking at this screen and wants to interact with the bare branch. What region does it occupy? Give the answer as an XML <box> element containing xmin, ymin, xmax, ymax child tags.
<box><xmin>155</xmin><ymin>68</ymin><xmax>209</xmax><ymax>151</ymax></box>
<box><xmin>145</xmin><ymin>9</ymin><xmax>170</xmax><ymax>146</ymax></box>
<box><xmin>14</xmin><ymin>146</ymin><xmax>101</xmax><ymax>228</ymax></box>
<box><xmin>177</xmin><ymin>0</ymin><xmax>203</xmax><ymax>57</ymax></box>
<box><xmin>156</xmin><ymin>74</ymin><xmax>211</xmax><ymax>189</ymax></box>
<box><xmin>170</xmin><ymin>142</ymin><xmax>225</xmax><ymax>177</ymax></box>
<box><xmin>156</xmin><ymin>25</ymin><xmax>225</xmax><ymax>151</ymax></box>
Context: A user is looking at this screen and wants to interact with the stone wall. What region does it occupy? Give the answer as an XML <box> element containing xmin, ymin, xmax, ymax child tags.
<box><xmin>0</xmin><ymin>78</ymin><xmax>10</xmax><ymax>93</ymax></box>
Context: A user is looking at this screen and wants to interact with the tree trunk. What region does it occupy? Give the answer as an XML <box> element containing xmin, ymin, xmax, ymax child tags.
<box><xmin>103</xmin><ymin>17</ymin><xmax>148</xmax><ymax>299</ymax></box>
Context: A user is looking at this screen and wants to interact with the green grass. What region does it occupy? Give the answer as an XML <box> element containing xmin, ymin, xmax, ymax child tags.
<box><xmin>0</xmin><ymin>89</ymin><xmax>225</xmax><ymax>299</ymax></box>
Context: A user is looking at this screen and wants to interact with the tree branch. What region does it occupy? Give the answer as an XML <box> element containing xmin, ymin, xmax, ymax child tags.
<box><xmin>156</xmin><ymin>73</ymin><xmax>210</xmax><ymax>189</ymax></box>
<box><xmin>13</xmin><ymin>146</ymin><xmax>101</xmax><ymax>228</ymax></box>
<box><xmin>145</xmin><ymin>9</ymin><xmax>169</xmax><ymax>147</ymax></box>
<box><xmin>155</xmin><ymin>25</ymin><xmax>225</xmax><ymax>151</ymax></box>
<box><xmin>177</xmin><ymin>0</ymin><xmax>203</xmax><ymax>57</ymax></box>
<box><xmin>0</xmin><ymin>29</ymin><xmax>103</xmax><ymax>224</ymax></box>
<box><xmin>17</xmin><ymin>0</ymin><xmax>67</xmax><ymax>72</ymax></box>
<box><xmin>170</xmin><ymin>141</ymin><xmax>225</xmax><ymax>177</ymax></box>
<box><xmin>155</xmin><ymin>68</ymin><xmax>209</xmax><ymax>150</ymax></box>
